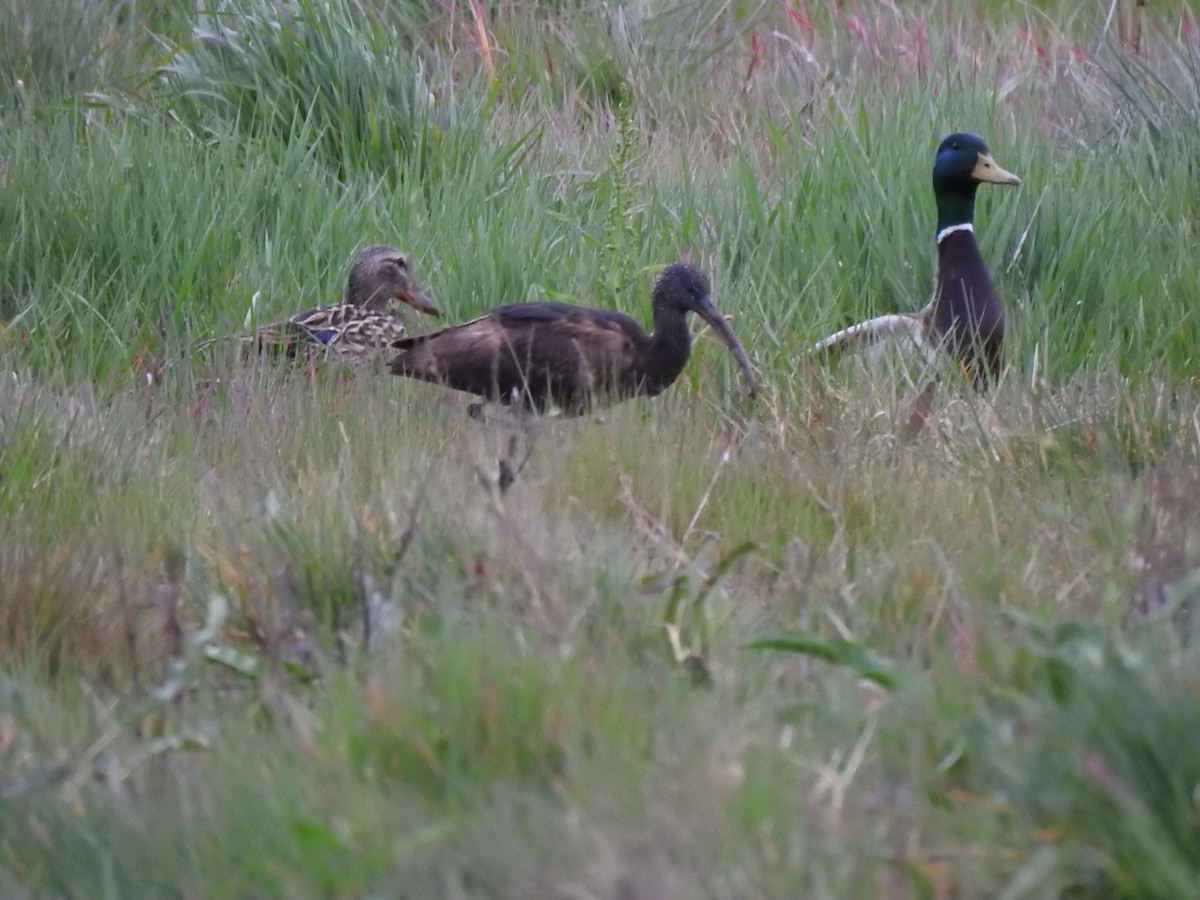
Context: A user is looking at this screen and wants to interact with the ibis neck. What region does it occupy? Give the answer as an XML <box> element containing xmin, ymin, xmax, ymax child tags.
<box><xmin>646</xmin><ymin>307</ymin><xmax>694</xmax><ymax>392</ymax></box>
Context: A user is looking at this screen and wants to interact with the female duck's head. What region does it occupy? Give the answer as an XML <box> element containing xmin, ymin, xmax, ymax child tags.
<box><xmin>345</xmin><ymin>245</ymin><xmax>440</xmax><ymax>316</ymax></box>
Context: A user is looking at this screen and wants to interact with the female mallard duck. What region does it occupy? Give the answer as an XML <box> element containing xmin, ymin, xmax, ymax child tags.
<box><xmin>256</xmin><ymin>245</ymin><xmax>440</xmax><ymax>365</ymax></box>
<box><xmin>388</xmin><ymin>262</ymin><xmax>756</xmax><ymax>416</ymax></box>
<box><xmin>814</xmin><ymin>132</ymin><xmax>1021</xmax><ymax>387</ymax></box>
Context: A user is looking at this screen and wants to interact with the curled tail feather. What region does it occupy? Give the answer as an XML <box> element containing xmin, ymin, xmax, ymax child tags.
<box><xmin>813</xmin><ymin>313</ymin><xmax>929</xmax><ymax>358</ymax></box>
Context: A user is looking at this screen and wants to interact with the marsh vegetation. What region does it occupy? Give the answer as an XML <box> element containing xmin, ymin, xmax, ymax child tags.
<box><xmin>2</xmin><ymin>1</ymin><xmax>1200</xmax><ymax>896</ymax></box>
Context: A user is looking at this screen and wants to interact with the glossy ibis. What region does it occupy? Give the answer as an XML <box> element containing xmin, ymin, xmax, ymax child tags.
<box><xmin>814</xmin><ymin>132</ymin><xmax>1021</xmax><ymax>387</ymax></box>
<box><xmin>388</xmin><ymin>262</ymin><xmax>756</xmax><ymax>415</ymax></box>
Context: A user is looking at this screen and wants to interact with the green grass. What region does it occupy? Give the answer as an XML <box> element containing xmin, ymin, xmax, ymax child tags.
<box><xmin>2</xmin><ymin>0</ymin><xmax>1200</xmax><ymax>896</ymax></box>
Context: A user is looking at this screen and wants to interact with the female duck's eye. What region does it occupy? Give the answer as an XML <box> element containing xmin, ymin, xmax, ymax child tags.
<box><xmin>391</xmin><ymin>258</ymin><xmax>408</xmax><ymax>271</ymax></box>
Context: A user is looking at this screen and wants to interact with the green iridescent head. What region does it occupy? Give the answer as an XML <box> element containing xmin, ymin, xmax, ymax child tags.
<box><xmin>932</xmin><ymin>132</ymin><xmax>1021</xmax><ymax>236</ymax></box>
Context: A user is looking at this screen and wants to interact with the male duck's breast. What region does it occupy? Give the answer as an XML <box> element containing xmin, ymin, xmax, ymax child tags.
<box><xmin>933</xmin><ymin>232</ymin><xmax>1004</xmax><ymax>358</ymax></box>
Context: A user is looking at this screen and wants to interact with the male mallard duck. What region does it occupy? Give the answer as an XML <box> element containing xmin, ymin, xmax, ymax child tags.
<box><xmin>256</xmin><ymin>245</ymin><xmax>440</xmax><ymax>365</ymax></box>
<box><xmin>814</xmin><ymin>132</ymin><xmax>1021</xmax><ymax>387</ymax></box>
<box><xmin>388</xmin><ymin>262</ymin><xmax>756</xmax><ymax>416</ymax></box>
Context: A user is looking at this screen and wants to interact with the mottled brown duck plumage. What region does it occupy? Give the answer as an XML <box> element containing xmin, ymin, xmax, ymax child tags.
<box><xmin>256</xmin><ymin>245</ymin><xmax>439</xmax><ymax>365</ymax></box>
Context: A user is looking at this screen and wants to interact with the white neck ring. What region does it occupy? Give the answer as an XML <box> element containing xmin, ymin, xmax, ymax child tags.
<box><xmin>937</xmin><ymin>222</ymin><xmax>974</xmax><ymax>244</ymax></box>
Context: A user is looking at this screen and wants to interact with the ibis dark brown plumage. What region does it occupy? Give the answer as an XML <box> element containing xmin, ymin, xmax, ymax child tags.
<box><xmin>388</xmin><ymin>262</ymin><xmax>757</xmax><ymax>415</ymax></box>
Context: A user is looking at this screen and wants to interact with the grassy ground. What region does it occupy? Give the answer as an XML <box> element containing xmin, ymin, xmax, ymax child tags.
<box><xmin>3</xmin><ymin>0</ymin><xmax>1200</xmax><ymax>896</ymax></box>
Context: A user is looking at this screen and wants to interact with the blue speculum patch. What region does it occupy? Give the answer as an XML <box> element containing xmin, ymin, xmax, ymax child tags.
<box><xmin>313</xmin><ymin>329</ymin><xmax>337</xmax><ymax>344</ymax></box>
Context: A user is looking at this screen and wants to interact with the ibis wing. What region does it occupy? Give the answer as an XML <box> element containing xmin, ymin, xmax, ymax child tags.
<box><xmin>389</xmin><ymin>315</ymin><xmax>507</xmax><ymax>395</ymax></box>
<box><xmin>390</xmin><ymin>307</ymin><xmax>640</xmax><ymax>408</ymax></box>
<box><xmin>489</xmin><ymin>302</ymin><xmax>585</xmax><ymax>324</ymax></box>
<box><xmin>491</xmin><ymin>302</ymin><xmax>645</xmax><ymax>335</ymax></box>
<box><xmin>523</xmin><ymin>317</ymin><xmax>639</xmax><ymax>402</ymax></box>
<box><xmin>494</xmin><ymin>305</ymin><xmax>644</xmax><ymax>396</ymax></box>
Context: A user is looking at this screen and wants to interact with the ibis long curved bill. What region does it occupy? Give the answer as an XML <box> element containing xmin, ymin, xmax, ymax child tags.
<box><xmin>693</xmin><ymin>296</ymin><xmax>757</xmax><ymax>398</ymax></box>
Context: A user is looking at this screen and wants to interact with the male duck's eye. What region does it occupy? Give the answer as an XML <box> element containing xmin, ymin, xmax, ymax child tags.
<box><xmin>951</xmin><ymin>141</ymin><xmax>960</xmax><ymax>150</ymax></box>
